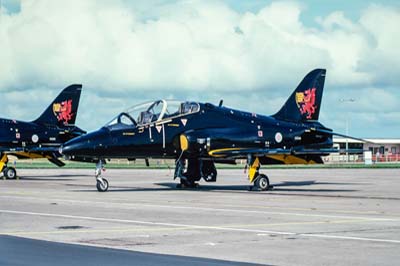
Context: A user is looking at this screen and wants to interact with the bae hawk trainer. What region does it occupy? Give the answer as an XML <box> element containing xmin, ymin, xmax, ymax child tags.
<box><xmin>61</xmin><ymin>69</ymin><xmax>364</xmax><ymax>192</ymax></box>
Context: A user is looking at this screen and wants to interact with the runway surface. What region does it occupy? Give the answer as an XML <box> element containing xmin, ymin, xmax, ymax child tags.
<box><xmin>1</xmin><ymin>168</ymin><xmax>400</xmax><ymax>265</ymax></box>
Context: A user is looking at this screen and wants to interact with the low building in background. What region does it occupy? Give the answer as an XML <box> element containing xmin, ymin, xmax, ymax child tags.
<box><xmin>331</xmin><ymin>137</ymin><xmax>400</xmax><ymax>163</ymax></box>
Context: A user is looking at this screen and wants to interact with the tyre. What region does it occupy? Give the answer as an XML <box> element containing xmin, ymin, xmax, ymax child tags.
<box><xmin>201</xmin><ymin>161</ymin><xmax>217</xmax><ymax>182</ymax></box>
<box><xmin>255</xmin><ymin>174</ymin><xmax>269</xmax><ymax>191</ymax></box>
<box><xmin>204</xmin><ymin>168</ymin><xmax>217</xmax><ymax>182</ymax></box>
<box><xmin>179</xmin><ymin>178</ymin><xmax>196</xmax><ymax>188</ymax></box>
<box><xmin>96</xmin><ymin>179</ymin><xmax>109</xmax><ymax>192</ymax></box>
<box><xmin>4</xmin><ymin>167</ymin><xmax>17</xmax><ymax>180</ymax></box>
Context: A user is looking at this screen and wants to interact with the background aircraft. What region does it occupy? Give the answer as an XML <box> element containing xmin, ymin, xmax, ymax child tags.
<box><xmin>61</xmin><ymin>69</ymin><xmax>363</xmax><ymax>192</ymax></box>
<box><xmin>0</xmin><ymin>84</ymin><xmax>85</xmax><ymax>179</ymax></box>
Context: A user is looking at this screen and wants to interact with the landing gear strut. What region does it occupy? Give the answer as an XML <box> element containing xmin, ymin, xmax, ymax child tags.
<box><xmin>248</xmin><ymin>157</ymin><xmax>272</xmax><ymax>191</ymax></box>
<box><xmin>95</xmin><ymin>160</ymin><xmax>109</xmax><ymax>192</ymax></box>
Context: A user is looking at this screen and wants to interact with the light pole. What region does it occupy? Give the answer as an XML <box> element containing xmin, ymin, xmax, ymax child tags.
<box><xmin>339</xmin><ymin>98</ymin><xmax>355</xmax><ymax>163</ymax></box>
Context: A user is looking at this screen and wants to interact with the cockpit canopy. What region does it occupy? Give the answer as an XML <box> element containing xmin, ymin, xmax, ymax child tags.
<box><xmin>106</xmin><ymin>100</ymin><xmax>200</xmax><ymax>128</ymax></box>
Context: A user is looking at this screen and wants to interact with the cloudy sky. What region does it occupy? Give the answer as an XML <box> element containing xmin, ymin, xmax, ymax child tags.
<box><xmin>0</xmin><ymin>0</ymin><xmax>399</xmax><ymax>138</ymax></box>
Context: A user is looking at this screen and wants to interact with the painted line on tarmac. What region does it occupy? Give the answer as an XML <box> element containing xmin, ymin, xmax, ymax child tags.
<box><xmin>0</xmin><ymin>195</ymin><xmax>397</xmax><ymax>222</ymax></box>
<box><xmin>0</xmin><ymin>219</ymin><xmax>373</xmax><ymax>236</ymax></box>
<box><xmin>0</xmin><ymin>226</ymin><xmax>188</xmax><ymax>236</ymax></box>
<box><xmin>1</xmin><ymin>209</ymin><xmax>400</xmax><ymax>244</ymax></box>
<box><xmin>0</xmin><ymin>193</ymin><xmax>388</xmax><ymax>216</ymax></box>
<box><xmin>223</xmin><ymin>219</ymin><xmax>376</xmax><ymax>228</ymax></box>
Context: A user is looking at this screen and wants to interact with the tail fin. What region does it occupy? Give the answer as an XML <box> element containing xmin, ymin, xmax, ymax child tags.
<box><xmin>273</xmin><ymin>69</ymin><xmax>326</xmax><ymax>122</ymax></box>
<box><xmin>33</xmin><ymin>84</ymin><xmax>82</xmax><ymax>127</ymax></box>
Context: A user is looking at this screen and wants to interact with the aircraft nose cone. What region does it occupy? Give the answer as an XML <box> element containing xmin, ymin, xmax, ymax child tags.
<box><xmin>62</xmin><ymin>128</ymin><xmax>110</xmax><ymax>158</ymax></box>
<box><xmin>61</xmin><ymin>138</ymin><xmax>84</xmax><ymax>156</ymax></box>
<box><xmin>61</xmin><ymin>142</ymin><xmax>74</xmax><ymax>154</ymax></box>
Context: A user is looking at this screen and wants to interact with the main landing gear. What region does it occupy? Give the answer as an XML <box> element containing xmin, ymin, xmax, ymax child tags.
<box><xmin>174</xmin><ymin>158</ymin><xmax>217</xmax><ymax>189</ymax></box>
<box><xmin>95</xmin><ymin>160</ymin><xmax>109</xmax><ymax>192</ymax></box>
<box><xmin>247</xmin><ymin>157</ymin><xmax>272</xmax><ymax>191</ymax></box>
<box><xmin>0</xmin><ymin>154</ymin><xmax>17</xmax><ymax>180</ymax></box>
<box><xmin>174</xmin><ymin>156</ymin><xmax>272</xmax><ymax>191</ymax></box>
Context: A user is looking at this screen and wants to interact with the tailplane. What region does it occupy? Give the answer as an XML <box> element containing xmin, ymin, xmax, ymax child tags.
<box><xmin>33</xmin><ymin>84</ymin><xmax>82</xmax><ymax>127</ymax></box>
<box><xmin>273</xmin><ymin>69</ymin><xmax>326</xmax><ymax>122</ymax></box>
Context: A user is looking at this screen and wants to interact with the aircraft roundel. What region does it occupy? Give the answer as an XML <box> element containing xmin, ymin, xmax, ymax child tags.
<box><xmin>32</xmin><ymin>134</ymin><xmax>39</xmax><ymax>143</ymax></box>
<box><xmin>275</xmin><ymin>132</ymin><xmax>283</xmax><ymax>143</ymax></box>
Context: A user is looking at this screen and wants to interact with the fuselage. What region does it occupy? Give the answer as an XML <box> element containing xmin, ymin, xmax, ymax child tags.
<box><xmin>62</xmin><ymin>101</ymin><xmax>333</xmax><ymax>161</ymax></box>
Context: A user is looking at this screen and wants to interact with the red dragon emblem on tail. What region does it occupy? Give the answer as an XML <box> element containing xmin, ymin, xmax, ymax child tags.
<box><xmin>53</xmin><ymin>99</ymin><xmax>74</xmax><ymax>125</ymax></box>
<box><xmin>295</xmin><ymin>88</ymin><xmax>317</xmax><ymax>119</ymax></box>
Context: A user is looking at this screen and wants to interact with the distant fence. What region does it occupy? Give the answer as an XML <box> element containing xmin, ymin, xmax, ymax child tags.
<box><xmin>325</xmin><ymin>153</ymin><xmax>400</xmax><ymax>163</ymax></box>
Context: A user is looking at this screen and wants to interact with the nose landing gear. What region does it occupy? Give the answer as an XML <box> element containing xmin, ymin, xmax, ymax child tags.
<box><xmin>95</xmin><ymin>160</ymin><xmax>109</xmax><ymax>192</ymax></box>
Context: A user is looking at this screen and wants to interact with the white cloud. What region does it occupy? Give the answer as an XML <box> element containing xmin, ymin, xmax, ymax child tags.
<box><xmin>0</xmin><ymin>0</ymin><xmax>399</xmax><ymax>136</ymax></box>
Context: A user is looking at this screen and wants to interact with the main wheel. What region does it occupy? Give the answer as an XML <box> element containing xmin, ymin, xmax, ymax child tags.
<box><xmin>255</xmin><ymin>174</ymin><xmax>270</xmax><ymax>191</ymax></box>
<box><xmin>96</xmin><ymin>178</ymin><xmax>109</xmax><ymax>192</ymax></box>
<box><xmin>3</xmin><ymin>167</ymin><xmax>17</xmax><ymax>180</ymax></box>
<box><xmin>204</xmin><ymin>168</ymin><xmax>217</xmax><ymax>182</ymax></box>
<box><xmin>201</xmin><ymin>161</ymin><xmax>217</xmax><ymax>182</ymax></box>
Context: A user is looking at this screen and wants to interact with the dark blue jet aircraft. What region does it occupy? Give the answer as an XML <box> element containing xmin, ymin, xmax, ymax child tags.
<box><xmin>0</xmin><ymin>85</ymin><xmax>85</xmax><ymax>179</ymax></box>
<box><xmin>62</xmin><ymin>69</ymin><xmax>362</xmax><ymax>192</ymax></box>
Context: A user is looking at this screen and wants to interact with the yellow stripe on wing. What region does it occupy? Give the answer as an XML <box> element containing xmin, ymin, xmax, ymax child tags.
<box><xmin>208</xmin><ymin>148</ymin><xmax>247</xmax><ymax>158</ymax></box>
<box><xmin>267</xmin><ymin>154</ymin><xmax>317</xmax><ymax>164</ymax></box>
<box><xmin>9</xmin><ymin>152</ymin><xmax>47</xmax><ymax>159</ymax></box>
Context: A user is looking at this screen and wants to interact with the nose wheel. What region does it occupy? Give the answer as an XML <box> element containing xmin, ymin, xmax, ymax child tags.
<box><xmin>96</xmin><ymin>178</ymin><xmax>109</xmax><ymax>192</ymax></box>
<box><xmin>95</xmin><ymin>160</ymin><xmax>109</xmax><ymax>192</ymax></box>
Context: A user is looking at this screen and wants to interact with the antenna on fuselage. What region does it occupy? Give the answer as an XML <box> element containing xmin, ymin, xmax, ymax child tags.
<box><xmin>218</xmin><ymin>99</ymin><xmax>223</xmax><ymax>107</ymax></box>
